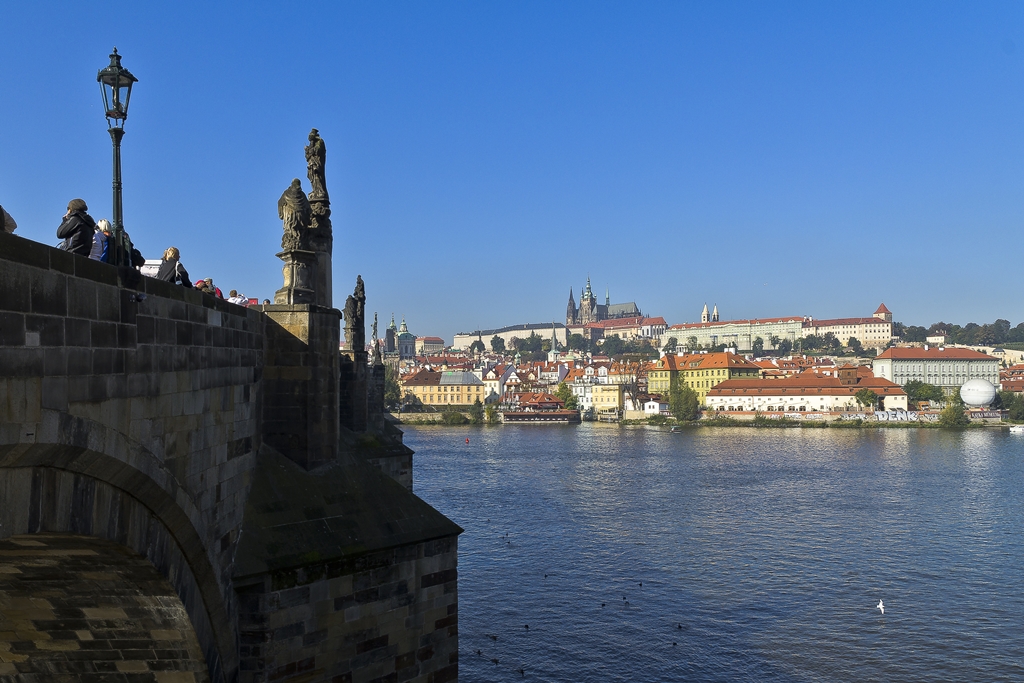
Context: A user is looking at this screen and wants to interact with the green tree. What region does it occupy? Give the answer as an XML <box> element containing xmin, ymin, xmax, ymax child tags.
<box><xmin>686</xmin><ymin>336</ymin><xmax>700</xmax><ymax>352</ymax></box>
<box><xmin>670</xmin><ymin>385</ymin><xmax>700</xmax><ymax>421</ymax></box>
<box><xmin>484</xmin><ymin>404</ymin><xmax>499</xmax><ymax>424</ymax></box>
<box><xmin>846</xmin><ymin>337</ymin><xmax>864</xmax><ymax>356</ymax></box>
<box><xmin>601</xmin><ymin>335</ymin><xmax>625</xmax><ymax>357</ymax></box>
<box><xmin>555</xmin><ymin>381</ymin><xmax>579</xmax><ymax>410</ymax></box>
<box><xmin>663</xmin><ymin>337</ymin><xmax>679</xmax><ymax>354</ymax></box>
<box><xmin>751</xmin><ymin>337</ymin><xmax>764</xmax><ymax>355</ymax></box>
<box><xmin>802</xmin><ymin>334</ymin><xmax>823</xmax><ymax>351</ymax></box>
<box><xmin>490</xmin><ymin>335</ymin><xmax>505</xmax><ymax>353</ymax></box>
<box><xmin>568</xmin><ymin>333</ymin><xmax>589</xmax><ymax>352</ymax></box>
<box><xmin>384</xmin><ymin>364</ymin><xmax>401</xmax><ymax>410</ymax></box>
<box><xmin>776</xmin><ymin>338</ymin><xmax>793</xmax><ymax>356</ymax></box>
<box><xmin>441</xmin><ymin>411</ymin><xmax>470</xmax><ymax>425</ymax></box>
<box><xmin>904</xmin><ymin>380</ymin><xmax>944</xmax><ymax>405</ymax></box>
<box><xmin>769</xmin><ymin>335</ymin><xmax>780</xmax><ymax>349</ymax></box>
<box><xmin>939</xmin><ymin>393</ymin><xmax>970</xmax><ymax>427</ymax></box>
<box><xmin>469</xmin><ymin>398</ymin><xmax>484</xmax><ymax>424</ymax></box>
<box><xmin>469</xmin><ymin>340</ymin><xmax>485</xmax><ymax>353</ymax></box>
<box><xmin>1008</xmin><ymin>395</ymin><xmax>1024</xmax><ymax>422</ymax></box>
<box><xmin>855</xmin><ymin>388</ymin><xmax>878</xmax><ymax>410</ymax></box>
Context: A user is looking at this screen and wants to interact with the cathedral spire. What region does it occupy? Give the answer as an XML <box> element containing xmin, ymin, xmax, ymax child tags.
<box><xmin>712</xmin><ymin>304</ymin><xmax>719</xmax><ymax>322</ymax></box>
<box><xmin>701</xmin><ymin>303</ymin><xmax>710</xmax><ymax>323</ymax></box>
<box><xmin>605</xmin><ymin>286</ymin><xmax>610</xmax><ymax>307</ymax></box>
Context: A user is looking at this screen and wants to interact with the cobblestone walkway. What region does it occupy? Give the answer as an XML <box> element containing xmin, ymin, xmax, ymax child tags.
<box><xmin>0</xmin><ymin>533</ymin><xmax>210</xmax><ymax>683</ymax></box>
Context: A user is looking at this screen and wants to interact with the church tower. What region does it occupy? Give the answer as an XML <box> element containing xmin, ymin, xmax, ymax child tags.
<box><xmin>580</xmin><ymin>277</ymin><xmax>598</xmax><ymax>324</ymax></box>
<box><xmin>566</xmin><ymin>288</ymin><xmax>577</xmax><ymax>326</ymax></box>
<box><xmin>701</xmin><ymin>303</ymin><xmax>710</xmax><ymax>323</ymax></box>
<box><xmin>712</xmin><ymin>304</ymin><xmax>719</xmax><ymax>322</ymax></box>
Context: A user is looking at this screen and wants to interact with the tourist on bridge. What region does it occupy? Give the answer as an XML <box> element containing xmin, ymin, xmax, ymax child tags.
<box><xmin>89</xmin><ymin>219</ymin><xmax>112</xmax><ymax>262</ymax></box>
<box><xmin>56</xmin><ymin>199</ymin><xmax>96</xmax><ymax>256</ymax></box>
<box><xmin>155</xmin><ymin>246</ymin><xmax>192</xmax><ymax>287</ymax></box>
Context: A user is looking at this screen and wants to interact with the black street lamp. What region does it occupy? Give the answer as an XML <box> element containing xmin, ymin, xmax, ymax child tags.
<box><xmin>97</xmin><ymin>48</ymin><xmax>137</xmax><ymax>267</ymax></box>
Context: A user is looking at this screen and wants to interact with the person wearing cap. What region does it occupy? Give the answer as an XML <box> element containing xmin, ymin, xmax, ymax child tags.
<box><xmin>56</xmin><ymin>199</ymin><xmax>97</xmax><ymax>256</ymax></box>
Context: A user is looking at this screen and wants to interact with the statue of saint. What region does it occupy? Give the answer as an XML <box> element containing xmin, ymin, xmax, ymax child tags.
<box><xmin>277</xmin><ymin>179</ymin><xmax>311</xmax><ymax>251</ymax></box>
<box><xmin>371</xmin><ymin>312</ymin><xmax>378</xmax><ymax>344</ymax></box>
<box><xmin>305</xmin><ymin>128</ymin><xmax>328</xmax><ymax>201</ymax></box>
<box><xmin>354</xmin><ymin>275</ymin><xmax>365</xmax><ymax>322</ymax></box>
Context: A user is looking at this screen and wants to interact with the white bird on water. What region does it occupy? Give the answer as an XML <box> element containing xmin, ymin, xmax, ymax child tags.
<box><xmin>876</xmin><ymin>600</ymin><xmax>885</xmax><ymax>615</ymax></box>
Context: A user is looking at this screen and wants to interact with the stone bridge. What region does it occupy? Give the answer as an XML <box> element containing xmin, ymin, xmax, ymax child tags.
<box><xmin>0</xmin><ymin>226</ymin><xmax>460</xmax><ymax>683</ymax></box>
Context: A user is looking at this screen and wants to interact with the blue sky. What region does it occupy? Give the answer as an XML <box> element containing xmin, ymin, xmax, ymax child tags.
<box><xmin>3</xmin><ymin>2</ymin><xmax>1023</xmax><ymax>343</ymax></box>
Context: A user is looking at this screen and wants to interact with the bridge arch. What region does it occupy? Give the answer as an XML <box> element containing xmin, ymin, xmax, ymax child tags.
<box><xmin>0</xmin><ymin>409</ymin><xmax>237</xmax><ymax>682</ymax></box>
<box><xmin>0</xmin><ymin>532</ymin><xmax>210</xmax><ymax>681</ymax></box>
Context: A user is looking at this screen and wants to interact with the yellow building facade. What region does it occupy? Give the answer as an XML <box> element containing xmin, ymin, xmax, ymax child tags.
<box><xmin>401</xmin><ymin>369</ymin><xmax>487</xmax><ymax>406</ymax></box>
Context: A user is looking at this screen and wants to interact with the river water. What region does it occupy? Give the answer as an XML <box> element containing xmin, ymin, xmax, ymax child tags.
<box><xmin>406</xmin><ymin>424</ymin><xmax>1024</xmax><ymax>683</ymax></box>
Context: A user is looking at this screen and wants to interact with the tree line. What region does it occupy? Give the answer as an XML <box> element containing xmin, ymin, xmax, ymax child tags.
<box><xmin>895</xmin><ymin>319</ymin><xmax>1024</xmax><ymax>346</ymax></box>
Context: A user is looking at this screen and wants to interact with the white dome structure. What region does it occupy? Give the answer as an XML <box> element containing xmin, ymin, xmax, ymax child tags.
<box><xmin>959</xmin><ymin>379</ymin><xmax>996</xmax><ymax>407</ymax></box>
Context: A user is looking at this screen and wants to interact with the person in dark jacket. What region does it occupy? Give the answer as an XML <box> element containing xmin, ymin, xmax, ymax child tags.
<box><xmin>89</xmin><ymin>219</ymin><xmax>112</xmax><ymax>262</ymax></box>
<box><xmin>56</xmin><ymin>199</ymin><xmax>96</xmax><ymax>256</ymax></box>
<box><xmin>155</xmin><ymin>247</ymin><xmax>192</xmax><ymax>287</ymax></box>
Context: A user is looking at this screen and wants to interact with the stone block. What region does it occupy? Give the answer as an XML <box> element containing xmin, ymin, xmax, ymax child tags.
<box><xmin>0</xmin><ymin>266</ymin><xmax>32</xmax><ymax>313</ymax></box>
<box><xmin>29</xmin><ymin>272</ymin><xmax>67</xmax><ymax>317</ymax></box>
<box><xmin>41</xmin><ymin>377</ymin><xmax>68</xmax><ymax>412</ymax></box>
<box><xmin>0</xmin><ymin>232</ymin><xmax>49</xmax><ymax>269</ymax></box>
<box><xmin>0</xmin><ymin>312</ymin><xmax>26</xmax><ymax>346</ymax></box>
<box><xmin>89</xmin><ymin>321</ymin><xmax>118</xmax><ymax>348</ymax></box>
<box><xmin>117</xmin><ymin>324</ymin><xmax>137</xmax><ymax>348</ymax></box>
<box><xmin>137</xmin><ymin>316</ymin><xmax>155</xmax><ymax>344</ymax></box>
<box><xmin>25</xmin><ymin>315</ymin><xmax>64</xmax><ymax>347</ymax></box>
<box><xmin>68</xmin><ymin>279</ymin><xmax>99</xmax><ymax>319</ymax></box>
<box><xmin>96</xmin><ymin>288</ymin><xmax>120</xmax><ymax>322</ymax></box>
<box><xmin>74</xmin><ymin>255</ymin><xmax>118</xmax><ymax>286</ymax></box>
<box><xmin>43</xmin><ymin>348</ymin><xmax>66</xmax><ymax>375</ymax></box>
<box><xmin>0</xmin><ymin>348</ymin><xmax>44</xmax><ymax>377</ymax></box>
<box><xmin>65</xmin><ymin>317</ymin><xmax>91</xmax><ymax>347</ymax></box>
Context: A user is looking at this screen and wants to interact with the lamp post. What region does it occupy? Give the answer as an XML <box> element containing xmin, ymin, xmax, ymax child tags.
<box><xmin>97</xmin><ymin>48</ymin><xmax>137</xmax><ymax>267</ymax></box>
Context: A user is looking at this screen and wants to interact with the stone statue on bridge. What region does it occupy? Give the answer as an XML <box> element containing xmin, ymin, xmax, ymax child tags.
<box><xmin>305</xmin><ymin>128</ymin><xmax>328</xmax><ymax>202</ymax></box>
<box><xmin>277</xmin><ymin>179</ymin><xmax>311</xmax><ymax>251</ymax></box>
<box><xmin>344</xmin><ymin>275</ymin><xmax>366</xmax><ymax>352</ymax></box>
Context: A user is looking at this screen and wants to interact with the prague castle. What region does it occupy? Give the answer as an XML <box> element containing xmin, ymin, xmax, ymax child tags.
<box><xmin>566</xmin><ymin>277</ymin><xmax>641</xmax><ymax>325</ymax></box>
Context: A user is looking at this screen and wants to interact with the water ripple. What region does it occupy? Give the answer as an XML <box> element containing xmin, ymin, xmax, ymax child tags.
<box><xmin>409</xmin><ymin>425</ymin><xmax>1024</xmax><ymax>682</ymax></box>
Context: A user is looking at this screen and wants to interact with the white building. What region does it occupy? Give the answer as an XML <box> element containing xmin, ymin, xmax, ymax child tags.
<box><xmin>707</xmin><ymin>375</ymin><xmax>908</xmax><ymax>413</ymax></box>
<box><xmin>452</xmin><ymin>323</ymin><xmax>568</xmax><ymax>351</ymax></box>
<box><xmin>872</xmin><ymin>346</ymin><xmax>999</xmax><ymax>393</ymax></box>
<box><xmin>660</xmin><ymin>316</ymin><xmax>805</xmax><ymax>352</ymax></box>
<box><xmin>802</xmin><ymin>303</ymin><xmax>894</xmax><ymax>349</ymax></box>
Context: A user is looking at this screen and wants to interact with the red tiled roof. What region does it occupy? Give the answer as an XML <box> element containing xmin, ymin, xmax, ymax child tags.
<box><xmin>874</xmin><ymin>303</ymin><xmax>891</xmax><ymax>314</ymax></box>
<box><xmin>874</xmin><ymin>347</ymin><xmax>996</xmax><ymax>361</ymax></box>
<box><xmin>805</xmin><ymin>317</ymin><xmax>887</xmax><ymax>328</ymax></box>
<box><xmin>401</xmin><ymin>370</ymin><xmax>442</xmax><ymax>386</ymax></box>
<box><xmin>709</xmin><ymin>374</ymin><xmax>905</xmax><ymax>397</ymax></box>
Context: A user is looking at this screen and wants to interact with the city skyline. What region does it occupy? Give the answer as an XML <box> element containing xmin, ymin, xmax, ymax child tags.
<box><xmin>3</xmin><ymin>2</ymin><xmax>1024</xmax><ymax>343</ymax></box>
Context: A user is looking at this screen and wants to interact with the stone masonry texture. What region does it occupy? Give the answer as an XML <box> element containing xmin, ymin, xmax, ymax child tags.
<box><xmin>0</xmin><ymin>230</ymin><xmax>461</xmax><ymax>682</ymax></box>
<box><xmin>0</xmin><ymin>533</ymin><xmax>209</xmax><ymax>683</ymax></box>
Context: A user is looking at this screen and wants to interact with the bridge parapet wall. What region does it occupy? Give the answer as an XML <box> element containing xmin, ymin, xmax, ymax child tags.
<box><xmin>0</xmin><ymin>231</ymin><xmax>264</xmax><ymax>679</ymax></box>
<box><xmin>0</xmin><ymin>230</ymin><xmax>460</xmax><ymax>683</ymax></box>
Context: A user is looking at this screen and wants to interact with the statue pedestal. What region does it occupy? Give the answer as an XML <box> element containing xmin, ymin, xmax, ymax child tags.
<box><xmin>309</xmin><ymin>197</ymin><xmax>333</xmax><ymax>308</ymax></box>
<box><xmin>275</xmin><ymin>249</ymin><xmax>317</xmax><ymax>305</ymax></box>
